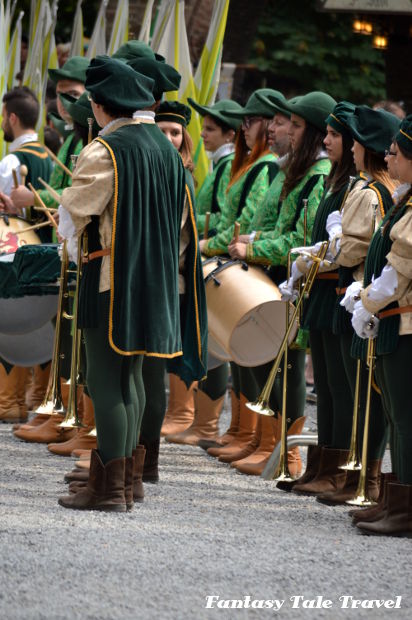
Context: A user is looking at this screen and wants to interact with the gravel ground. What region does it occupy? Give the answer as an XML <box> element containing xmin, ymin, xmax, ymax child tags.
<box><xmin>0</xmin><ymin>394</ymin><xmax>410</xmax><ymax>620</ymax></box>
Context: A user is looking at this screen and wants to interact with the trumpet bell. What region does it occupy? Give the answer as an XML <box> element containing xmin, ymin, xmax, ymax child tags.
<box><xmin>246</xmin><ymin>400</ymin><xmax>275</xmax><ymax>417</ymax></box>
<box><xmin>274</xmin><ymin>471</ymin><xmax>295</xmax><ymax>483</ymax></box>
<box><xmin>88</xmin><ymin>427</ymin><xmax>96</xmax><ymax>437</ymax></box>
<box><xmin>58</xmin><ymin>415</ymin><xmax>85</xmax><ymax>429</ymax></box>
<box><xmin>346</xmin><ymin>494</ymin><xmax>377</xmax><ymax>507</ymax></box>
<box><xmin>340</xmin><ymin>461</ymin><xmax>362</xmax><ymax>471</ymax></box>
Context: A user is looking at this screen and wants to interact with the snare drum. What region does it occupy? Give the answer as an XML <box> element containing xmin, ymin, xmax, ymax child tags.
<box><xmin>203</xmin><ymin>257</ymin><xmax>298</xmax><ymax>367</ymax></box>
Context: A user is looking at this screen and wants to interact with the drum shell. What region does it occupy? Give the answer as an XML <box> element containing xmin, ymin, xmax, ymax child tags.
<box><xmin>0</xmin><ymin>215</ymin><xmax>40</xmax><ymax>254</ymax></box>
<box><xmin>0</xmin><ymin>321</ymin><xmax>54</xmax><ymax>367</ymax></box>
<box><xmin>203</xmin><ymin>259</ymin><xmax>297</xmax><ymax>367</ymax></box>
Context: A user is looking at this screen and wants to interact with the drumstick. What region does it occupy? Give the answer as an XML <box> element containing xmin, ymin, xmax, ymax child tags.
<box><xmin>38</xmin><ymin>177</ymin><xmax>62</xmax><ymax>203</ymax></box>
<box><xmin>20</xmin><ymin>165</ymin><xmax>28</xmax><ymax>186</ymax></box>
<box><xmin>43</xmin><ymin>144</ymin><xmax>73</xmax><ymax>178</ymax></box>
<box><xmin>203</xmin><ymin>212</ymin><xmax>211</xmax><ymax>240</ymax></box>
<box><xmin>12</xmin><ymin>169</ymin><xmax>19</xmax><ymax>189</ymax></box>
<box><xmin>14</xmin><ymin>221</ymin><xmax>52</xmax><ymax>234</ymax></box>
<box><xmin>234</xmin><ymin>222</ymin><xmax>240</xmax><ymax>242</ymax></box>
<box><xmin>33</xmin><ymin>206</ymin><xmax>57</xmax><ymax>214</ymax></box>
<box><xmin>28</xmin><ymin>183</ymin><xmax>58</xmax><ymax>229</ymax></box>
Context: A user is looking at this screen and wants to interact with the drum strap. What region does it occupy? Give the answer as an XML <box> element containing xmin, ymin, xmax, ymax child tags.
<box><xmin>236</xmin><ymin>160</ymin><xmax>279</xmax><ymax>218</ymax></box>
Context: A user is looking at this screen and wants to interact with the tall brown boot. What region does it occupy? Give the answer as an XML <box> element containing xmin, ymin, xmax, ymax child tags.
<box><xmin>165</xmin><ymin>390</ymin><xmax>225</xmax><ymax>445</ymax></box>
<box><xmin>160</xmin><ymin>375</ymin><xmax>196</xmax><ymax>436</ymax></box>
<box><xmin>213</xmin><ymin>395</ymin><xmax>259</xmax><ymax>463</ymax></box>
<box><xmin>277</xmin><ymin>444</ymin><xmax>323</xmax><ymax>492</ymax></box>
<box><xmin>199</xmin><ymin>389</ymin><xmax>240</xmax><ymax>451</ymax></box>
<box><xmin>48</xmin><ymin>393</ymin><xmax>96</xmax><ymax>456</ymax></box>
<box><xmin>125</xmin><ymin>456</ymin><xmax>134</xmax><ymax>511</ymax></box>
<box><xmin>0</xmin><ymin>365</ymin><xmax>30</xmax><ymax>423</ymax></box>
<box><xmin>207</xmin><ymin>394</ymin><xmax>253</xmax><ymax>458</ymax></box>
<box><xmin>132</xmin><ymin>445</ymin><xmax>146</xmax><ymax>503</ymax></box>
<box><xmin>356</xmin><ymin>482</ymin><xmax>412</xmax><ymax>536</ymax></box>
<box><xmin>293</xmin><ymin>447</ymin><xmax>349</xmax><ymax>495</ymax></box>
<box><xmin>285</xmin><ymin>416</ymin><xmax>306</xmax><ymax>478</ymax></box>
<box><xmin>350</xmin><ymin>472</ymin><xmax>397</xmax><ymax>524</ymax></box>
<box><xmin>141</xmin><ymin>437</ymin><xmax>160</xmax><ymax>483</ymax></box>
<box><xmin>317</xmin><ymin>460</ymin><xmax>382</xmax><ymax>505</ymax></box>
<box><xmin>58</xmin><ymin>449</ymin><xmax>126</xmax><ymax>512</ymax></box>
<box><xmin>231</xmin><ymin>414</ymin><xmax>279</xmax><ymax>474</ymax></box>
<box><xmin>26</xmin><ymin>363</ymin><xmax>51</xmax><ymax>411</ymax></box>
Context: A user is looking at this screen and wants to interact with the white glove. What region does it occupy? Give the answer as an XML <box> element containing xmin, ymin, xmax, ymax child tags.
<box><xmin>279</xmin><ymin>276</ymin><xmax>299</xmax><ymax>302</ymax></box>
<box><xmin>291</xmin><ymin>241</ymin><xmax>323</xmax><ymax>256</ymax></box>
<box><xmin>340</xmin><ymin>281</ymin><xmax>363</xmax><ymax>313</ymax></box>
<box><xmin>291</xmin><ymin>261</ymin><xmax>303</xmax><ymax>282</ymax></box>
<box><xmin>368</xmin><ymin>265</ymin><xmax>398</xmax><ymax>301</ymax></box>
<box><xmin>352</xmin><ymin>300</ymin><xmax>379</xmax><ymax>339</ymax></box>
<box><xmin>326</xmin><ymin>210</ymin><xmax>342</xmax><ymax>240</ymax></box>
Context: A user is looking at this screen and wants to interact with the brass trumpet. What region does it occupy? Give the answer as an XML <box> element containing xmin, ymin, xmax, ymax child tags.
<box><xmin>339</xmin><ymin>359</ymin><xmax>362</xmax><ymax>471</ymax></box>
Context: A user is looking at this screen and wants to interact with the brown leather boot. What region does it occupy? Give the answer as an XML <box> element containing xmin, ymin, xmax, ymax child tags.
<box><xmin>72</xmin><ymin>448</ymin><xmax>92</xmax><ymax>458</ymax></box>
<box><xmin>48</xmin><ymin>394</ymin><xmax>96</xmax><ymax>456</ymax></box>
<box><xmin>231</xmin><ymin>414</ymin><xmax>279</xmax><ymax>473</ymax></box>
<box><xmin>207</xmin><ymin>394</ymin><xmax>256</xmax><ymax>458</ymax></box>
<box><xmin>132</xmin><ymin>445</ymin><xmax>146</xmax><ymax>503</ymax></box>
<box><xmin>13</xmin><ymin>412</ymin><xmax>50</xmax><ymax>432</ymax></box>
<box><xmin>350</xmin><ymin>472</ymin><xmax>397</xmax><ymax>523</ymax></box>
<box><xmin>317</xmin><ymin>460</ymin><xmax>382</xmax><ymax>505</ymax></box>
<box><xmin>64</xmin><ymin>468</ymin><xmax>90</xmax><ymax>483</ymax></box>
<box><xmin>13</xmin><ymin>413</ymin><xmax>76</xmax><ymax>443</ymax></box>
<box><xmin>293</xmin><ymin>447</ymin><xmax>349</xmax><ymax>495</ymax></box>
<box><xmin>286</xmin><ymin>416</ymin><xmax>306</xmax><ymax>478</ymax></box>
<box><xmin>356</xmin><ymin>482</ymin><xmax>412</xmax><ymax>536</ymax></box>
<box><xmin>198</xmin><ymin>389</ymin><xmax>239</xmax><ymax>450</ymax></box>
<box><xmin>58</xmin><ymin>449</ymin><xmax>126</xmax><ymax>512</ymax></box>
<box><xmin>165</xmin><ymin>390</ymin><xmax>225</xmax><ymax>445</ymax></box>
<box><xmin>125</xmin><ymin>456</ymin><xmax>134</xmax><ymax>511</ymax></box>
<box><xmin>277</xmin><ymin>444</ymin><xmax>323</xmax><ymax>492</ymax></box>
<box><xmin>141</xmin><ymin>437</ymin><xmax>160</xmax><ymax>483</ymax></box>
<box><xmin>26</xmin><ymin>363</ymin><xmax>51</xmax><ymax>411</ymax></box>
<box><xmin>160</xmin><ymin>375</ymin><xmax>196</xmax><ymax>436</ymax></box>
<box><xmin>0</xmin><ymin>365</ymin><xmax>30</xmax><ymax>423</ymax></box>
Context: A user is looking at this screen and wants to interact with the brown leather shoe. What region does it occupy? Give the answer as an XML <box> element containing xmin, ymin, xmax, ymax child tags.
<box><xmin>48</xmin><ymin>427</ymin><xmax>97</xmax><ymax>456</ymax></box>
<box><xmin>58</xmin><ymin>449</ymin><xmax>126</xmax><ymax>512</ymax></box>
<box><xmin>293</xmin><ymin>447</ymin><xmax>349</xmax><ymax>495</ymax></box>
<box><xmin>141</xmin><ymin>437</ymin><xmax>160</xmax><ymax>483</ymax></box>
<box><xmin>356</xmin><ymin>482</ymin><xmax>412</xmax><ymax>536</ymax></box>
<box><xmin>160</xmin><ymin>375</ymin><xmax>197</xmax><ymax>436</ymax></box>
<box><xmin>125</xmin><ymin>456</ymin><xmax>134</xmax><ymax>510</ymax></box>
<box><xmin>231</xmin><ymin>414</ymin><xmax>278</xmax><ymax>472</ymax></box>
<box><xmin>133</xmin><ymin>445</ymin><xmax>146</xmax><ymax>502</ymax></box>
<box><xmin>165</xmin><ymin>390</ymin><xmax>225</xmax><ymax>445</ymax></box>
<box><xmin>64</xmin><ymin>468</ymin><xmax>90</xmax><ymax>483</ymax></box>
<box><xmin>208</xmin><ymin>394</ymin><xmax>258</xmax><ymax>459</ymax></box>
<box><xmin>13</xmin><ymin>412</ymin><xmax>50</xmax><ymax>432</ymax></box>
<box><xmin>350</xmin><ymin>472</ymin><xmax>397</xmax><ymax>523</ymax></box>
<box><xmin>277</xmin><ymin>444</ymin><xmax>322</xmax><ymax>492</ymax></box>
<box><xmin>13</xmin><ymin>414</ymin><xmax>76</xmax><ymax>443</ymax></box>
<box><xmin>317</xmin><ymin>460</ymin><xmax>381</xmax><ymax>505</ymax></box>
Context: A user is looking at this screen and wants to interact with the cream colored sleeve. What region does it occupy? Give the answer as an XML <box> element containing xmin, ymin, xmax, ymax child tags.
<box><xmin>361</xmin><ymin>205</ymin><xmax>412</xmax><ymax>314</ymax></box>
<box><xmin>336</xmin><ymin>187</ymin><xmax>379</xmax><ymax>268</ymax></box>
<box><xmin>60</xmin><ymin>141</ymin><xmax>114</xmax><ymax>235</ymax></box>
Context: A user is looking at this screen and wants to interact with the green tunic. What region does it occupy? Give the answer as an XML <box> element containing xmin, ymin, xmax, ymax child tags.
<box><xmin>196</xmin><ymin>153</ymin><xmax>234</xmax><ymax>236</ymax></box>
<box><xmin>246</xmin><ymin>158</ymin><xmax>331</xmax><ymax>268</ymax></box>
<box><xmin>96</xmin><ymin>123</ymin><xmax>186</xmax><ymax>358</ymax></box>
<box><xmin>38</xmin><ymin>133</ymin><xmax>83</xmax><ymax>209</ymax></box>
<box><xmin>13</xmin><ymin>141</ymin><xmax>53</xmax><ymax>189</ymax></box>
<box><xmin>203</xmin><ymin>153</ymin><xmax>278</xmax><ymax>254</ymax></box>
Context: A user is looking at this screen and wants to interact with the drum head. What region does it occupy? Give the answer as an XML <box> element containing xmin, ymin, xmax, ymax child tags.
<box><xmin>0</xmin><ymin>321</ymin><xmax>54</xmax><ymax>367</ymax></box>
<box><xmin>0</xmin><ymin>215</ymin><xmax>40</xmax><ymax>254</ymax></box>
<box><xmin>0</xmin><ymin>295</ymin><xmax>58</xmax><ymax>335</ymax></box>
<box><xmin>207</xmin><ymin>352</ymin><xmax>227</xmax><ymax>370</ymax></box>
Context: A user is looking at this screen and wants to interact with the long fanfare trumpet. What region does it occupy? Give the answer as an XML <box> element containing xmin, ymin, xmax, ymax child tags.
<box><xmin>346</xmin><ymin>334</ymin><xmax>378</xmax><ymax>506</ymax></box>
<box><xmin>339</xmin><ymin>359</ymin><xmax>362</xmax><ymax>471</ymax></box>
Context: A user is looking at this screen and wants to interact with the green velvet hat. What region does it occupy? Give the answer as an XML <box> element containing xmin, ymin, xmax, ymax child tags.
<box><xmin>49</xmin><ymin>56</ymin><xmax>90</xmax><ymax>84</ymax></box>
<box><xmin>346</xmin><ymin>105</ymin><xmax>401</xmax><ymax>156</ymax></box>
<box><xmin>48</xmin><ymin>112</ymin><xmax>72</xmax><ymax>140</ymax></box>
<box><xmin>58</xmin><ymin>92</ymin><xmax>99</xmax><ymax>132</ymax></box>
<box><xmin>112</xmin><ymin>40</ymin><xmax>164</xmax><ymax>62</ymax></box>
<box><xmin>395</xmin><ymin>114</ymin><xmax>412</xmax><ymax>155</ymax></box>
<box><xmin>126</xmin><ymin>57</ymin><xmax>181</xmax><ymax>101</ymax></box>
<box><xmin>187</xmin><ymin>98</ymin><xmax>243</xmax><ymax>130</ymax></box>
<box><xmin>155</xmin><ymin>101</ymin><xmax>191</xmax><ymax>127</ymax></box>
<box><xmin>326</xmin><ymin>101</ymin><xmax>356</xmax><ymax>136</ymax></box>
<box><xmin>277</xmin><ymin>91</ymin><xmax>337</xmax><ymax>132</ymax></box>
<box><xmin>255</xmin><ymin>92</ymin><xmax>301</xmax><ymax>119</ymax></box>
<box><xmin>223</xmin><ymin>89</ymin><xmax>286</xmax><ymax>119</ymax></box>
<box><xmin>86</xmin><ymin>55</ymin><xmax>155</xmax><ymax>112</ymax></box>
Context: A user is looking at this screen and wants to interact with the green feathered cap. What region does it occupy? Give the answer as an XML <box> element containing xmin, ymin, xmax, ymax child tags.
<box><xmin>155</xmin><ymin>101</ymin><xmax>191</xmax><ymax>127</ymax></box>
<box><xmin>187</xmin><ymin>98</ymin><xmax>243</xmax><ymax>130</ymax></box>
<box><xmin>223</xmin><ymin>89</ymin><xmax>286</xmax><ymax>119</ymax></box>
<box><xmin>49</xmin><ymin>56</ymin><xmax>90</xmax><ymax>84</ymax></box>
<box><xmin>395</xmin><ymin>114</ymin><xmax>412</xmax><ymax>155</ymax></box>
<box><xmin>346</xmin><ymin>105</ymin><xmax>401</xmax><ymax>156</ymax></box>
<box><xmin>326</xmin><ymin>101</ymin><xmax>356</xmax><ymax>136</ymax></box>
<box><xmin>86</xmin><ymin>55</ymin><xmax>155</xmax><ymax>112</ymax></box>
<box><xmin>277</xmin><ymin>91</ymin><xmax>337</xmax><ymax>132</ymax></box>
<box><xmin>58</xmin><ymin>92</ymin><xmax>99</xmax><ymax>132</ymax></box>
<box><xmin>126</xmin><ymin>57</ymin><xmax>181</xmax><ymax>100</ymax></box>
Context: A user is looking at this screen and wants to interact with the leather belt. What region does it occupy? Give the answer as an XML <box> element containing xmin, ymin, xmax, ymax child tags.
<box><xmin>377</xmin><ymin>305</ymin><xmax>412</xmax><ymax>320</ymax></box>
<box><xmin>82</xmin><ymin>248</ymin><xmax>111</xmax><ymax>263</ymax></box>
<box><xmin>316</xmin><ymin>272</ymin><xmax>339</xmax><ymax>280</ymax></box>
<box><xmin>335</xmin><ymin>286</ymin><xmax>347</xmax><ymax>295</ymax></box>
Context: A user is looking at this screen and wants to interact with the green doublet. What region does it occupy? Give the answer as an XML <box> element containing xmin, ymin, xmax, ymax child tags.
<box><xmin>352</xmin><ymin>199</ymin><xmax>407</xmax><ymax>359</ymax></box>
<box><xmin>196</xmin><ymin>153</ymin><xmax>234</xmax><ymax>235</ymax></box>
<box><xmin>38</xmin><ymin>134</ymin><xmax>83</xmax><ymax>209</ymax></box>
<box><xmin>205</xmin><ymin>153</ymin><xmax>278</xmax><ymax>254</ymax></box>
<box><xmin>303</xmin><ymin>185</ymin><xmax>348</xmax><ymax>331</ymax></box>
<box><xmin>96</xmin><ymin>123</ymin><xmax>186</xmax><ymax>358</ymax></box>
<box><xmin>168</xmin><ymin>168</ymin><xmax>208</xmax><ymax>384</ymax></box>
<box><xmin>333</xmin><ymin>180</ymin><xmax>393</xmax><ymax>337</ymax></box>
<box><xmin>13</xmin><ymin>142</ymin><xmax>52</xmax><ymax>189</ymax></box>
